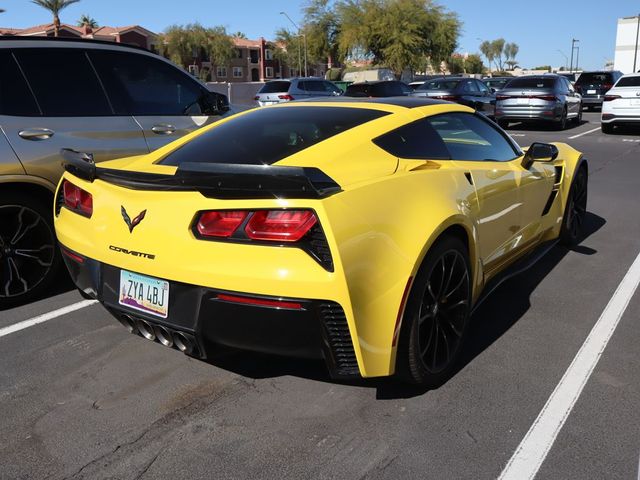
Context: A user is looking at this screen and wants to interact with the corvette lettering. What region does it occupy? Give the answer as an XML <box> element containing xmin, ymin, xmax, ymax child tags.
<box><xmin>109</xmin><ymin>245</ymin><xmax>156</xmax><ymax>260</ymax></box>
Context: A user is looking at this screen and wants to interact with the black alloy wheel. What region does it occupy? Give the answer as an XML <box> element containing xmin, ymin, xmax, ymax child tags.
<box><xmin>560</xmin><ymin>167</ymin><xmax>588</xmax><ymax>246</ymax></box>
<box><xmin>398</xmin><ymin>236</ymin><xmax>471</xmax><ymax>387</ymax></box>
<box><xmin>0</xmin><ymin>194</ymin><xmax>60</xmax><ymax>308</ymax></box>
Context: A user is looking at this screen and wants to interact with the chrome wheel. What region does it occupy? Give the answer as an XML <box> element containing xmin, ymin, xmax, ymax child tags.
<box><xmin>0</xmin><ymin>205</ymin><xmax>55</xmax><ymax>299</ymax></box>
<box><xmin>417</xmin><ymin>249</ymin><xmax>470</xmax><ymax>374</ymax></box>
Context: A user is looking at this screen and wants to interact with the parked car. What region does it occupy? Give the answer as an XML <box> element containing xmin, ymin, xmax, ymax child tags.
<box><xmin>54</xmin><ymin>98</ymin><xmax>587</xmax><ymax>386</ymax></box>
<box><xmin>482</xmin><ymin>77</ymin><xmax>511</xmax><ymax>92</ymax></box>
<box><xmin>254</xmin><ymin>78</ymin><xmax>342</xmax><ymax>106</ymax></box>
<box><xmin>343</xmin><ymin>81</ymin><xmax>412</xmax><ymax>97</ymax></box>
<box><xmin>411</xmin><ymin>77</ymin><xmax>495</xmax><ymax>118</ymax></box>
<box><xmin>495</xmin><ymin>75</ymin><xmax>582</xmax><ymax>129</ymax></box>
<box><xmin>574</xmin><ymin>70</ymin><xmax>623</xmax><ymax>111</ymax></box>
<box><xmin>556</xmin><ymin>72</ymin><xmax>580</xmax><ymax>84</ymax></box>
<box><xmin>600</xmin><ymin>73</ymin><xmax>640</xmax><ymax>133</ymax></box>
<box><xmin>0</xmin><ymin>36</ymin><xmax>232</xmax><ymax>307</ymax></box>
<box><xmin>408</xmin><ymin>75</ymin><xmax>446</xmax><ymax>90</ymax></box>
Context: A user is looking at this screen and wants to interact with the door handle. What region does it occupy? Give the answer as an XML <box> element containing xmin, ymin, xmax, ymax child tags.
<box><xmin>151</xmin><ymin>124</ymin><xmax>176</xmax><ymax>135</ymax></box>
<box><xmin>18</xmin><ymin>128</ymin><xmax>54</xmax><ymax>140</ymax></box>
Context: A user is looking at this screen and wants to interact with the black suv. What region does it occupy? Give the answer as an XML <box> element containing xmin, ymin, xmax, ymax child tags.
<box><xmin>344</xmin><ymin>81</ymin><xmax>412</xmax><ymax>97</ymax></box>
<box><xmin>575</xmin><ymin>71</ymin><xmax>623</xmax><ymax>110</ymax></box>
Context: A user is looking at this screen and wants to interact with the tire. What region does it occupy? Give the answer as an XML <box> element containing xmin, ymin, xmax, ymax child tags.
<box><xmin>560</xmin><ymin>166</ymin><xmax>588</xmax><ymax>247</ymax></box>
<box><xmin>574</xmin><ymin>105</ymin><xmax>583</xmax><ymax>125</ymax></box>
<box><xmin>601</xmin><ymin>122</ymin><xmax>614</xmax><ymax>134</ymax></box>
<box><xmin>0</xmin><ymin>192</ymin><xmax>61</xmax><ymax>308</ymax></box>
<box><xmin>397</xmin><ymin>235</ymin><xmax>472</xmax><ymax>387</ymax></box>
<box><xmin>555</xmin><ymin>108</ymin><xmax>568</xmax><ymax>130</ymax></box>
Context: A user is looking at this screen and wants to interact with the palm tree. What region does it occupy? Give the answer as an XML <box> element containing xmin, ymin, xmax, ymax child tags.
<box><xmin>31</xmin><ymin>0</ymin><xmax>81</xmax><ymax>37</ymax></box>
<box><xmin>77</xmin><ymin>14</ymin><xmax>98</xmax><ymax>29</ymax></box>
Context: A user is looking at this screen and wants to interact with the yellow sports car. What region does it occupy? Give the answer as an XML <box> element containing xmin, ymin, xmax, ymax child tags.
<box><xmin>54</xmin><ymin>98</ymin><xmax>587</xmax><ymax>386</ymax></box>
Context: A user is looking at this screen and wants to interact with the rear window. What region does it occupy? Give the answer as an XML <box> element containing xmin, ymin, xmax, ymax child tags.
<box><xmin>614</xmin><ymin>76</ymin><xmax>640</xmax><ymax>87</ymax></box>
<box><xmin>344</xmin><ymin>84</ymin><xmax>370</xmax><ymax>97</ymax></box>
<box><xmin>576</xmin><ymin>73</ymin><xmax>611</xmax><ymax>85</ymax></box>
<box><xmin>418</xmin><ymin>80</ymin><xmax>460</xmax><ymax>91</ymax></box>
<box><xmin>161</xmin><ymin>106</ymin><xmax>389</xmax><ymax>166</ymax></box>
<box><xmin>505</xmin><ymin>77</ymin><xmax>556</xmax><ymax>89</ymax></box>
<box><xmin>259</xmin><ymin>81</ymin><xmax>291</xmax><ymax>93</ymax></box>
<box><xmin>0</xmin><ymin>51</ymin><xmax>40</xmax><ymax>116</ymax></box>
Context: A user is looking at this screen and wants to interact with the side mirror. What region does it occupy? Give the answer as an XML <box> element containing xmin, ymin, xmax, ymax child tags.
<box><xmin>490</xmin><ymin>87</ymin><xmax>496</xmax><ymax>94</ymax></box>
<box><xmin>201</xmin><ymin>91</ymin><xmax>230</xmax><ymax>115</ymax></box>
<box><xmin>522</xmin><ymin>142</ymin><xmax>559</xmax><ymax>169</ymax></box>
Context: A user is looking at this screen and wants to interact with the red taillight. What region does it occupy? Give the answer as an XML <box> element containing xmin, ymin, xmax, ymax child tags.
<box><xmin>604</xmin><ymin>95</ymin><xmax>621</xmax><ymax>102</ymax></box>
<box><xmin>196</xmin><ymin>210</ymin><xmax>248</xmax><ymax>238</ymax></box>
<box><xmin>602</xmin><ymin>83</ymin><xmax>613</xmax><ymax>91</ymax></box>
<box><xmin>245</xmin><ymin>210</ymin><xmax>317</xmax><ymax>242</ymax></box>
<box><xmin>532</xmin><ymin>95</ymin><xmax>558</xmax><ymax>102</ymax></box>
<box><xmin>217</xmin><ymin>293</ymin><xmax>303</xmax><ymax>310</ymax></box>
<box><xmin>62</xmin><ymin>180</ymin><xmax>93</xmax><ymax>217</ymax></box>
<box><xmin>496</xmin><ymin>95</ymin><xmax>509</xmax><ymax>101</ymax></box>
<box><xmin>60</xmin><ymin>246</ymin><xmax>85</xmax><ymax>264</ymax></box>
<box><xmin>434</xmin><ymin>95</ymin><xmax>456</xmax><ymax>101</ymax></box>
<box><xmin>278</xmin><ymin>94</ymin><xmax>295</xmax><ymax>100</ymax></box>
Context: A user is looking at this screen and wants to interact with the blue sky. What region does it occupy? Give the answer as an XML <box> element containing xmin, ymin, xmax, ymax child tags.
<box><xmin>2</xmin><ymin>0</ymin><xmax>638</xmax><ymax>70</ymax></box>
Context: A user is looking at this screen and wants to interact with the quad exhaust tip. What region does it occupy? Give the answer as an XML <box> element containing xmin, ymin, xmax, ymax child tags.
<box><xmin>154</xmin><ymin>325</ymin><xmax>174</xmax><ymax>348</ymax></box>
<box><xmin>136</xmin><ymin>319</ymin><xmax>156</xmax><ymax>341</ymax></box>
<box><xmin>173</xmin><ymin>331</ymin><xmax>194</xmax><ymax>355</ymax></box>
<box><xmin>117</xmin><ymin>314</ymin><xmax>137</xmax><ymax>334</ymax></box>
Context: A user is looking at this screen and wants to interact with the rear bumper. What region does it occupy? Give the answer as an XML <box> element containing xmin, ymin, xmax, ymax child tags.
<box><xmin>495</xmin><ymin>105</ymin><xmax>562</xmax><ymax>122</ymax></box>
<box><xmin>581</xmin><ymin>96</ymin><xmax>603</xmax><ymax>106</ymax></box>
<box><xmin>61</xmin><ymin>244</ymin><xmax>361</xmax><ymax>379</ymax></box>
<box><xmin>601</xmin><ymin>113</ymin><xmax>640</xmax><ymax>124</ymax></box>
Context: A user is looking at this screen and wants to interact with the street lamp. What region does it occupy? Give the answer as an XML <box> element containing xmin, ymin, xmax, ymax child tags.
<box><xmin>569</xmin><ymin>38</ymin><xmax>579</xmax><ymax>72</ymax></box>
<box><xmin>280</xmin><ymin>11</ymin><xmax>308</xmax><ymax>77</ymax></box>
<box><xmin>634</xmin><ymin>13</ymin><xmax>640</xmax><ymax>72</ymax></box>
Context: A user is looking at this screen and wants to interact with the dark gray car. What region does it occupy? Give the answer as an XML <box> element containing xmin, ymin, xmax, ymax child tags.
<box><xmin>411</xmin><ymin>77</ymin><xmax>496</xmax><ymax>118</ymax></box>
<box><xmin>0</xmin><ymin>37</ymin><xmax>231</xmax><ymax>307</ymax></box>
<box><xmin>575</xmin><ymin>70</ymin><xmax>623</xmax><ymax>110</ymax></box>
<box><xmin>495</xmin><ymin>75</ymin><xmax>582</xmax><ymax>129</ymax></box>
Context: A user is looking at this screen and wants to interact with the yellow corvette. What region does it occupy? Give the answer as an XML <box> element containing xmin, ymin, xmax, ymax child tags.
<box><xmin>54</xmin><ymin>98</ymin><xmax>587</xmax><ymax>386</ymax></box>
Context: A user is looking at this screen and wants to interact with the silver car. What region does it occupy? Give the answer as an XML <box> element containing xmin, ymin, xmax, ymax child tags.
<box><xmin>495</xmin><ymin>75</ymin><xmax>582</xmax><ymax>129</ymax></box>
<box><xmin>254</xmin><ymin>78</ymin><xmax>342</xmax><ymax>106</ymax></box>
<box><xmin>0</xmin><ymin>37</ymin><xmax>232</xmax><ymax>307</ymax></box>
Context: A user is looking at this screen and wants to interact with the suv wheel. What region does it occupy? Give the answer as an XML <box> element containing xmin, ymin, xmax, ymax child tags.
<box><xmin>0</xmin><ymin>193</ymin><xmax>61</xmax><ymax>308</ymax></box>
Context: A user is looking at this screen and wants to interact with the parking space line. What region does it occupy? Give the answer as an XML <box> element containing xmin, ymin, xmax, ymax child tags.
<box><xmin>498</xmin><ymin>249</ymin><xmax>640</xmax><ymax>480</ymax></box>
<box><xmin>0</xmin><ymin>300</ymin><xmax>97</xmax><ymax>339</ymax></box>
<box><xmin>568</xmin><ymin>126</ymin><xmax>601</xmax><ymax>140</ymax></box>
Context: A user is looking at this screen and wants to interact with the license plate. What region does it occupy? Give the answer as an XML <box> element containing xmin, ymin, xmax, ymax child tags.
<box><xmin>119</xmin><ymin>270</ymin><xmax>169</xmax><ymax>318</ymax></box>
<box><xmin>587</xmin><ymin>89</ymin><xmax>597</xmax><ymax>94</ymax></box>
<box><xmin>517</xmin><ymin>98</ymin><xmax>529</xmax><ymax>105</ymax></box>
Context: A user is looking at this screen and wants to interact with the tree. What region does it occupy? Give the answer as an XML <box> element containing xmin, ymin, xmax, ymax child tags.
<box><xmin>303</xmin><ymin>0</ymin><xmax>342</xmax><ymax>67</ymax></box>
<box><xmin>479</xmin><ymin>40</ymin><xmax>495</xmax><ymax>72</ymax></box>
<box><xmin>31</xmin><ymin>0</ymin><xmax>81</xmax><ymax>37</ymax></box>
<box><xmin>77</xmin><ymin>14</ymin><xmax>97</xmax><ymax>29</ymax></box>
<box><xmin>232</xmin><ymin>32</ymin><xmax>247</xmax><ymax>39</ymax></box>
<box><xmin>465</xmin><ymin>54</ymin><xmax>485</xmax><ymax>74</ymax></box>
<box><xmin>490</xmin><ymin>38</ymin><xmax>505</xmax><ymax>71</ymax></box>
<box><xmin>335</xmin><ymin>0</ymin><xmax>460</xmax><ymax>77</ymax></box>
<box><xmin>161</xmin><ymin>23</ymin><xmax>233</xmax><ymax>72</ymax></box>
<box><xmin>274</xmin><ymin>28</ymin><xmax>304</xmax><ymax>75</ymax></box>
<box><xmin>504</xmin><ymin>42</ymin><xmax>519</xmax><ymax>70</ymax></box>
<box><xmin>447</xmin><ymin>54</ymin><xmax>464</xmax><ymax>74</ymax></box>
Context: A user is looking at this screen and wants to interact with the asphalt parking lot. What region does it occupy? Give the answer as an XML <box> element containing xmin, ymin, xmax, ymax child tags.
<box><xmin>1</xmin><ymin>111</ymin><xmax>639</xmax><ymax>480</ymax></box>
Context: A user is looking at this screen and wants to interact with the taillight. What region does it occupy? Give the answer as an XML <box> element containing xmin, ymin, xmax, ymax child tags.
<box><xmin>532</xmin><ymin>95</ymin><xmax>558</xmax><ymax>102</ymax></box>
<box><xmin>62</xmin><ymin>180</ymin><xmax>93</xmax><ymax>217</ymax></box>
<box><xmin>602</xmin><ymin>83</ymin><xmax>613</xmax><ymax>91</ymax></box>
<box><xmin>434</xmin><ymin>95</ymin><xmax>456</xmax><ymax>101</ymax></box>
<box><xmin>496</xmin><ymin>95</ymin><xmax>509</xmax><ymax>101</ymax></box>
<box><xmin>196</xmin><ymin>210</ymin><xmax>248</xmax><ymax>238</ymax></box>
<box><xmin>217</xmin><ymin>293</ymin><xmax>303</xmax><ymax>310</ymax></box>
<box><xmin>254</xmin><ymin>96</ymin><xmax>260</xmax><ymax>101</ymax></box>
<box><xmin>604</xmin><ymin>95</ymin><xmax>621</xmax><ymax>102</ymax></box>
<box><xmin>574</xmin><ymin>84</ymin><xmax>582</xmax><ymax>93</ymax></box>
<box><xmin>278</xmin><ymin>94</ymin><xmax>295</xmax><ymax>100</ymax></box>
<box><xmin>245</xmin><ymin>210</ymin><xmax>317</xmax><ymax>242</ymax></box>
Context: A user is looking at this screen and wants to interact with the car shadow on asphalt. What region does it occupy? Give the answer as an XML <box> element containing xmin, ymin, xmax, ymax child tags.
<box><xmin>603</xmin><ymin>125</ymin><xmax>640</xmax><ymax>136</ymax></box>
<box><xmin>504</xmin><ymin>119</ymin><xmax>589</xmax><ymax>132</ymax></box>
<box><xmin>203</xmin><ymin>212</ymin><xmax>605</xmax><ymax>399</ymax></box>
<box><xmin>0</xmin><ymin>269</ymin><xmax>76</xmax><ymax>312</ymax></box>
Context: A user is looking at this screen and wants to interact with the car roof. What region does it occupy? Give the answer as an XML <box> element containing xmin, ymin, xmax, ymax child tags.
<box><xmin>0</xmin><ymin>35</ymin><xmax>151</xmax><ymax>53</ymax></box>
<box><xmin>348</xmin><ymin>80</ymin><xmax>406</xmax><ymax>85</ymax></box>
<box><xmin>298</xmin><ymin>96</ymin><xmax>448</xmax><ymax>108</ymax></box>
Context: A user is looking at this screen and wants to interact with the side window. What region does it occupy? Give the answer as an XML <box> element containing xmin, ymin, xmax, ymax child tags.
<box><xmin>14</xmin><ymin>49</ymin><xmax>112</xmax><ymax>116</ymax></box>
<box><xmin>427</xmin><ymin>112</ymin><xmax>520</xmax><ymax>161</ymax></box>
<box><xmin>477</xmin><ymin>80</ymin><xmax>490</xmax><ymax>93</ymax></box>
<box><xmin>304</xmin><ymin>80</ymin><xmax>326</xmax><ymax>92</ymax></box>
<box><xmin>0</xmin><ymin>51</ymin><xmax>40</xmax><ymax>116</ymax></box>
<box><xmin>297</xmin><ymin>81</ymin><xmax>308</xmax><ymax>91</ymax></box>
<box><xmin>462</xmin><ymin>80</ymin><xmax>479</xmax><ymax>93</ymax></box>
<box><xmin>373</xmin><ymin>118</ymin><xmax>450</xmax><ymax>159</ymax></box>
<box><xmin>323</xmin><ymin>81</ymin><xmax>341</xmax><ymax>94</ymax></box>
<box><xmin>90</xmin><ymin>50</ymin><xmax>205</xmax><ymax>116</ymax></box>
<box><xmin>399</xmin><ymin>83</ymin><xmax>412</xmax><ymax>95</ymax></box>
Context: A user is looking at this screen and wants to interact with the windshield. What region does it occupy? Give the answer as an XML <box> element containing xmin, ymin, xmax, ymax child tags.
<box><xmin>160</xmin><ymin>106</ymin><xmax>389</xmax><ymax>166</ymax></box>
<box><xmin>418</xmin><ymin>80</ymin><xmax>460</xmax><ymax>91</ymax></box>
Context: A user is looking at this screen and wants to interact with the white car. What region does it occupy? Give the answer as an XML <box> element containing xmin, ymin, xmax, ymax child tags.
<box><xmin>601</xmin><ymin>73</ymin><xmax>640</xmax><ymax>133</ymax></box>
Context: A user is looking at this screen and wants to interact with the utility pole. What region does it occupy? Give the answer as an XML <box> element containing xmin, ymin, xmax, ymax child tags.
<box><xmin>575</xmin><ymin>45</ymin><xmax>580</xmax><ymax>72</ymax></box>
<box><xmin>569</xmin><ymin>39</ymin><xmax>579</xmax><ymax>72</ymax></box>
<box><xmin>280</xmin><ymin>11</ymin><xmax>308</xmax><ymax>77</ymax></box>
<box><xmin>634</xmin><ymin>14</ymin><xmax>640</xmax><ymax>72</ymax></box>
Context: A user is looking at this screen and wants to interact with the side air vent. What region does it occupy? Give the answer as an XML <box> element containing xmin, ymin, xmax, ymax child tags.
<box><xmin>305</xmin><ymin>224</ymin><xmax>334</xmax><ymax>272</ymax></box>
<box><xmin>554</xmin><ymin>166</ymin><xmax>563</xmax><ymax>185</ymax></box>
<box><xmin>55</xmin><ymin>186</ymin><xmax>65</xmax><ymax>216</ymax></box>
<box><xmin>318</xmin><ymin>302</ymin><xmax>359</xmax><ymax>376</ymax></box>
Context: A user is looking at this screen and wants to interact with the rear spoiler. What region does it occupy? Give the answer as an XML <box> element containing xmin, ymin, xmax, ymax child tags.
<box><xmin>60</xmin><ymin>149</ymin><xmax>341</xmax><ymax>199</ymax></box>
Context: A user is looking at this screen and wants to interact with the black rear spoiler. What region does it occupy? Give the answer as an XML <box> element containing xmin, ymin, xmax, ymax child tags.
<box><xmin>60</xmin><ymin>149</ymin><xmax>341</xmax><ymax>199</ymax></box>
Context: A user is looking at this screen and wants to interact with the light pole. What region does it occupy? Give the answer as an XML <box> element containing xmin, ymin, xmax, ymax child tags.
<box><xmin>557</xmin><ymin>49</ymin><xmax>568</xmax><ymax>70</ymax></box>
<box><xmin>575</xmin><ymin>45</ymin><xmax>580</xmax><ymax>72</ymax></box>
<box><xmin>569</xmin><ymin>38</ymin><xmax>579</xmax><ymax>72</ymax></box>
<box><xmin>634</xmin><ymin>13</ymin><xmax>640</xmax><ymax>72</ymax></box>
<box><xmin>280</xmin><ymin>11</ymin><xmax>308</xmax><ymax>77</ymax></box>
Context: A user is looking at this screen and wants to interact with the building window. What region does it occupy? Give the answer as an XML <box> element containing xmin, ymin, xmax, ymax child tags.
<box><xmin>265</xmin><ymin>49</ymin><xmax>273</xmax><ymax>60</ymax></box>
<box><xmin>216</xmin><ymin>66</ymin><xmax>227</xmax><ymax>78</ymax></box>
<box><xmin>233</xmin><ymin>66</ymin><xmax>243</xmax><ymax>78</ymax></box>
<box><xmin>249</xmin><ymin>49</ymin><xmax>259</xmax><ymax>63</ymax></box>
<box><xmin>235</xmin><ymin>48</ymin><xmax>243</xmax><ymax>59</ymax></box>
<box><xmin>265</xmin><ymin>66</ymin><xmax>274</xmax><ymax>78</ymax></box>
